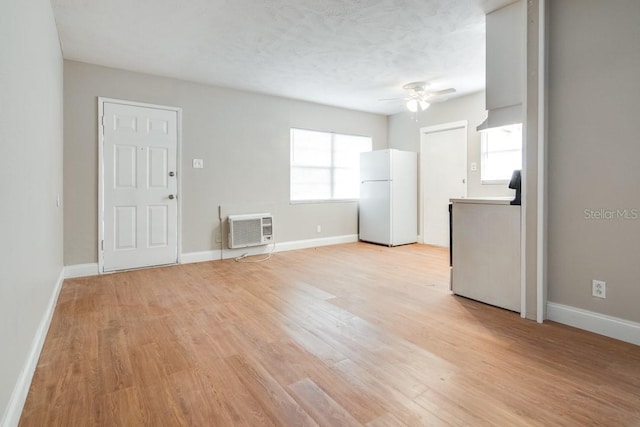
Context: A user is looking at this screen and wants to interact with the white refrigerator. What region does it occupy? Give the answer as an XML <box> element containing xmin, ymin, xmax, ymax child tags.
<box><xmin>359</xmin><ymin>149</ymin><xmax>418</xmax><ymax>246</ymax></box>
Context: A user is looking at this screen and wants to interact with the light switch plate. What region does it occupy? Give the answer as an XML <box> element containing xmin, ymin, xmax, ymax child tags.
<box><xmin>193</xmin><ymin>159</ymin><xmax>204</xmax><ymax>169</ymax></box>
<box><xmin>471</xmin><ymin>162</ymin><xmax>477</xmax><ymax>171</ymax></box>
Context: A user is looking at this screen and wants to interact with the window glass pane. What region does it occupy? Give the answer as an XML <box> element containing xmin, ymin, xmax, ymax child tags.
<box><xmin>333</xmin><ymin>135</ymin><xmax>372</xmax><ymax>167</ymax></box>
<box><xmin>487</xmin><ymin>137</ymin><xmax>516</xmax><ymax>153</ymax></box>
<box><xmin>483</xmin><ymin>150</ymin><xmax>522</xmax><ymax>181</ymax></box>
<box><xmin>290</xmin><ymin>167</ymin><xmax>331</xmax><ymax>201</ymax></box>
<box><xmin>333</xmin><ymin>168</ymin><xmax>360</xmax><ymax>199</ymax></box>
<box><xmin>291</xmin><ymin>129</ymin><xmax>331</xmax><ymax>167</ymax></box>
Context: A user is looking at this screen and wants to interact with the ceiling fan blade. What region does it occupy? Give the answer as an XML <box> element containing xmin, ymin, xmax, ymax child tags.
<box><xmin>423</xmin><ymin>88</ymin><xmax>457</xmax><ymax>103</ymax></box>
<box><xmin>430</xmin><ymin>88</ymin><xmax>456</xmax><ymax>97</ymax></box>
<box><xmin>380</xmin><ymin>85</ymin><xmax>455</xmax><ymax>104</ymax></box>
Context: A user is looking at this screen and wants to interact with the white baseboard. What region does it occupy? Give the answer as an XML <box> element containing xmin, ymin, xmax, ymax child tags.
<box><xmin>181</xmin><ymin>234</ymin><xmax>360</xmax><ymax>264</ymax></box>
<box><xmin>274</xmin><ymin>234</ymin><xmax>359</xmax><ymax>252</ymax></box>
<box><xmin>180</xmin><ymin>250</ymin><xmax>222</xmax><ymax>264</ymax></box>
<box><xmin>221</xmin><ymin>244</ymin><xmax>274</xmax><ymax>260</ymax></box>
<box><xmin>64</xmin><ymin>263</ymin><xmax>99</xmax><ymax>278</ymax></box>
<box><xmin>64</xmin><ymin>235</ymin><xmax>361</xmax><ymax>274</ymax></box>
<box><xmin>1</xmin><ymin>269</ymin><xmax>65</xmax><ymax>427</ymax></box>
<box><xmin>547</xmin><ymin>302</ymin><xmax>640</xmax><ymax>346</ymax></box>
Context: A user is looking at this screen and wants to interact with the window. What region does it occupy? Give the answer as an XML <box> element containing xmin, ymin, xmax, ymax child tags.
<box><xmin>290</xmin><ymin>128</ymin><xmax>372</xmax><ymax>202</ymax></box>
<box><xmin>481</xmin><ymin>123</ymin><xmax>523</xmax><ymax>183</ymax></box>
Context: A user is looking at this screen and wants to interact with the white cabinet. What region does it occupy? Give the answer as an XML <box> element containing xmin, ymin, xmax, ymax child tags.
<box><xmin>486</xmin><ymin>0</ymin><xmax>524</xmax><ymax>111</ymax></box>
<box><xmin>451</xmin><ymin>200</ymin><xmax>521</xmax><ymax>312</ymax></box>
<box><xmin>479</xmin><ymin>0</ymin><xmax>525</xmax><ymax>130</ymax></box>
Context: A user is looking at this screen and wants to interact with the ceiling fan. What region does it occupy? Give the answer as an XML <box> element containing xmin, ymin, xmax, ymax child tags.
<box><xmin>381</xmin><ymin>82</ymin><xmax>456</xmax><ymax>112</ymax></box>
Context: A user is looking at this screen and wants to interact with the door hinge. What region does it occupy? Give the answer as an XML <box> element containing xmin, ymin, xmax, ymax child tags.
<box><xmin>100</xmin><ymin>116</ymin><xmax>105</xmax><ymax>127</ymax></box>
<box><xmin>101</xmin><ymin>240</ymin><xmax>104</xmax><ymax>251</ymax></box>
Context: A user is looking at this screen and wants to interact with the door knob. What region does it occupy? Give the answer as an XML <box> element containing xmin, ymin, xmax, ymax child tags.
<box><xmin>168</xmin><ymin>194</ymin><xmax>175</xmax><ymax>200</ymax></box>
<box><xmin>169</xmin><ymin>171</ymin><xmax>175</xmax><ymax>177</ymax></box>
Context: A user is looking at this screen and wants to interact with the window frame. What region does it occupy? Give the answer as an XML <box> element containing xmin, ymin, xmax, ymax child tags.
<box><xmin>290</xmin><ymin>128</ymin><xmax>372</xmax><ymax>203</ymax></box>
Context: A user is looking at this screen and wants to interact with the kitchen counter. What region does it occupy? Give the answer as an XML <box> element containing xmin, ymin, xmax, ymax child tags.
<box><xmin>450</xmin><ymin>197</ymin><xmax>513</xmax><ymax>205</ymax></box>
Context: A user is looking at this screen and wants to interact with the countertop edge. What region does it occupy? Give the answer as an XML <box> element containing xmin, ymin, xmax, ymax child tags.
<box><xmin>450</xmin><ymin>197</ymin><xmax>516</xmax><ymax>205</ymax></box>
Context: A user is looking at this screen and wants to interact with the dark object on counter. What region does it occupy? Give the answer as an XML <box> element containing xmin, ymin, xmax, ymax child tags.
<box><xmin>509</xmin><ymin>169</ymin><xmax>521</xmax><ymax>205</ymax></box>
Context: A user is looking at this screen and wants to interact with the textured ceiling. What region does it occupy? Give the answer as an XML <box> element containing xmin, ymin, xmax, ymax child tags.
<box><xmin>51</xmin><ymin>0</ymin><xmax>515</xmax><ymax>115</ymax></box>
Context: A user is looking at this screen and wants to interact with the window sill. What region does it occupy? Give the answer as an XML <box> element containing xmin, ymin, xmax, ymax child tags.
<box><xmin>290</xmin><ymin>199</ymin><xmax>358</xmax><ymax>205</ymax></box>
<box><xmin>481</xmin><ymin>180</ymin><xmax>509</xmax><ymax>185</ymax></box>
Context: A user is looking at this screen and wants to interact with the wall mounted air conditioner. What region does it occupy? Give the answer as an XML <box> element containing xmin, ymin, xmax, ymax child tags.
<box><xmin>228</xmin><ymin>213</ymin><xmax>273</xmax><ymax>249</ymax></box>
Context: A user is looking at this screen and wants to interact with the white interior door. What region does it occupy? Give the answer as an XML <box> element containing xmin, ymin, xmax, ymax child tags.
<box><xmin>100</xmin><ymin>100</ymin><xmax>179</xmax><ymax>272</ymax></box>
<box><xmin>420</xmin><ymin>122</ymin><xmax>467</xmax><ymax>247</ymax></box>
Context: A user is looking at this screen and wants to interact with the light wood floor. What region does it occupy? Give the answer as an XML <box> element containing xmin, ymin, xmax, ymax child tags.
<box><xmin>20</xmin><ymin>243</ymin><xmax>640</xmax><ymax>426</ymax></box>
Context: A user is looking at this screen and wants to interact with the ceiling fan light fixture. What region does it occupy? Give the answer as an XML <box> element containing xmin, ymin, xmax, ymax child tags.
<box><xmin>391</xmin><ymin>81</ymin><xmax>454</xmax><ymax>114</ymax></box>
<box><xmin>406</xmin><ymin>99</ymin><xmax>419</xmax><ymax>112</ymax></box>
<box><xmin>406</xmin><ymin>98</ymin><xmax>430</xmax><ymax>113</ymax></box>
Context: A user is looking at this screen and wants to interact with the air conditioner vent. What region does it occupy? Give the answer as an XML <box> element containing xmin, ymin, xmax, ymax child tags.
<box><xmin>228</xmin><ymin>213</ymin><xmax>273</xmax><ymax>249</ymax></box>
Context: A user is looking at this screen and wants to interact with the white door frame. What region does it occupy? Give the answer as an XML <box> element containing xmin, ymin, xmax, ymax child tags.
<box><xmin>98</xmin><ymin>97</ymin><xmax>183</xmax><ymax>273</ymax></box>
<box><xmin>418</xmin><ymin>120</ymin><xmax>468</xmax><ymax>244</ymax></box>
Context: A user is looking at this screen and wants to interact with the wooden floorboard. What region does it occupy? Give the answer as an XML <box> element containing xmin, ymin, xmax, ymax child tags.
<box><xmin>20</xmin><ymin>242</ymin><xmax>640</xmax><ymax>426</ymax></box>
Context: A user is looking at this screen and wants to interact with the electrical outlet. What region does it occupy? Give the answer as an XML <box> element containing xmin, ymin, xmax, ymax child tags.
<box><xmin>592</xmin><ymin>280</ymin><xmax>606</xmax><ymax>299</ymax></box>
<box><xmin>316</xmin><ymin>225</ymin><xmax>322</xmax><ymax>233</ymax></box>
<box><xmin>471</xmin><ymin>162</ymin><xmax>477</xmax><ymax>171</ymax></box>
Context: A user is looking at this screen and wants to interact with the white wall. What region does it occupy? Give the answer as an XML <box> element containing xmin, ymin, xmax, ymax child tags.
<box><xmin>547</xmin><ymin>0</ymin><xmax>640</xmax><ymax>323</ymax></box>
<box><xmin>63</xmin><ymin>61</ymin><xmax>388</xmax><ymax>265</ymax></box>
<box><xmin>0</xmin><ymin>0</ymin><xmax>64</xmax><ymax>424</ymax></box>
<box><xmin>387</xmin><ymin>91</ymin><xmax>513</xmax><ymax>198</ymax></box>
